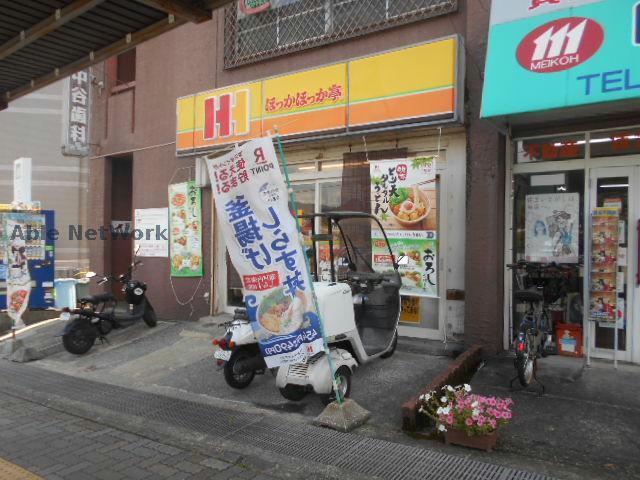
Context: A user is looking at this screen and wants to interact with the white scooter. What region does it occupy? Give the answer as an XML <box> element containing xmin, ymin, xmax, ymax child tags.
<box><xmin>213</xmin><ymin>212</ymin><xmax>401</xmax><ymax>404</ymax></box>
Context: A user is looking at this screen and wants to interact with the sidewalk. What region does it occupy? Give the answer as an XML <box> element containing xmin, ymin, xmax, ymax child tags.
<box><xmin>0</xmin><ymin>360</ymin><xmax>553</xmax><ymax>480</ymax></box>
<box><xmin>472</xmin><ymin>354</ymin><xmax>640</xmax><ymax>480</ymax></box>
<box><xmin>26</xmin><ymin>316</ymin><xmax>455</xmax><ymax>440</ymax></box>
<box><xmin>0</xmin><ymin>390</ymin><xmax>282</xmax><ymax>480</ymax></box>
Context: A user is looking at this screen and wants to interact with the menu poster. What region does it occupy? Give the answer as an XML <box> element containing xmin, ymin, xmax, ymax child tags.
<box><xmin>370</xmin><ymin>157</ymin><xmax>438</xmax><ymax>297</ymax></box>
<box><xmin>589</xmin><ymin>208</ymin><xmax>619</xmax><ymax>323</ymax></box>
<box><xmin>169</xmin><ymin>182</ymin><xmax>203</xmax><ymax>277</ymax></box>
<box><xmin>371</xmin><ymin>229</ymin><xmax>437</xmax><ymax>297</ymax></box>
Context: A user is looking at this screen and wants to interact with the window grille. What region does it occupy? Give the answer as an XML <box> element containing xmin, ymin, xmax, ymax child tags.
<box><xmin>224</xmin><ymin>0</ymin><xmax>457</xmax><ymax>68</ymax></box>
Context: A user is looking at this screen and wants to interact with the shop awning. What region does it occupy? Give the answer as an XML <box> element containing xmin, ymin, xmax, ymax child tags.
<box><xmin>0</xmin><ymin>0</ymin><xmax>232</xmax><ymax>110</ymax></box>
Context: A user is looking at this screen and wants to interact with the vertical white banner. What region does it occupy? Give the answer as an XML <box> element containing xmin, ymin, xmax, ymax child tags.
<box><xmin>206</xmin><ymin>137</ymin><xmax>324</xmax><ymax>368</ymax></box>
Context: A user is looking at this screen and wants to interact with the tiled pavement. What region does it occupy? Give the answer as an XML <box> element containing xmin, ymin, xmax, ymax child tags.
<box><xmin>0</xmin><ymin>391</ymin><xmax>275</xmax><ymax>480</ymax></box>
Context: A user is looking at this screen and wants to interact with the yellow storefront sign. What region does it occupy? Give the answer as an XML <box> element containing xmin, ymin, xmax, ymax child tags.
<box><xmin>263</xmin><ymin>63</ymin><xmax>347</xmax><ymax>137</ymax></box>
<box><xmin>177</xmin><ymin>36</ymin><xmax>458</xmax><ymax>153</ymax></box>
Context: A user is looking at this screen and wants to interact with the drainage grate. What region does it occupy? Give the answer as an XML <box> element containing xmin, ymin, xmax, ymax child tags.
<box><xmin>0</xmin><ymin>362</ymin><xmax>554</xmax><ymax>480</ymax></box>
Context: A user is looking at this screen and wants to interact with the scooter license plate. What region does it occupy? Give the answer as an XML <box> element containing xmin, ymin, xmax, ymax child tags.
<box><xmin>214</xmin><ymin>349</ymin><xmax>231</xmax><ymax>361</ymax></box>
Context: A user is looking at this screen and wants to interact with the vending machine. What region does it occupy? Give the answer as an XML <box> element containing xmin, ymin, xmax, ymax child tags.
<box><xmin>0</xmin><ymin>210</ymin><xmax>55</xmax><ymax>309</ymax></box>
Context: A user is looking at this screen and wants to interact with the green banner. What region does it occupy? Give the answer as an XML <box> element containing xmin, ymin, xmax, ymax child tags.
<box><xmin>169</xmin><ymin>182</ymin><xmax>203</xmax><ymax>277</ymax></box>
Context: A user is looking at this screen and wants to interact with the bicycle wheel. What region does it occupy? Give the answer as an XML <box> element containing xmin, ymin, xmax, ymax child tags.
<box><xmin>516</xmin><ymin>334</ymin><xmax>535</xmax><ymax>387</ymax></box>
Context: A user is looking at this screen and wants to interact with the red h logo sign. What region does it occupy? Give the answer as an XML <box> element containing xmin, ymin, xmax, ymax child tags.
<box><xmin>204</xmin><ymin>94</ymin><xmax>232</xmax><ymax>139</ymax></box>
<box><xmin>202</xmin><ymin>89</ymin><xmax>250</xmax><ymax>141</ymax></box>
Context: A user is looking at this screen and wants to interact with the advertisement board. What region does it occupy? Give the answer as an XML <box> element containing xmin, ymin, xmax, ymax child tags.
<box><xmin>177</xmin><ymin>37</ymin><xmax>459</xmax><ymax>153</ymax></box>
<box><xmin>169</xmin><ymin>182</ymin><xmax>203</xmax><ymax>277</ymax></box>
<box><xmin>206</xmin><ymin>137</ymin><xmax>325</xmax><ymax>368</ymax></box>
<box><xmin>369</xmin><ymin>157</ymin><xmax>438</xmax><ymax>297</ymax></box>
<box><xmin>525</xmin><ymin>193</ymin><xmax>580</xmax><ymax>263</ymax></box>
<box><xmin>589</xmin><ymin>207</ymin><xmax>619</xmax><ymax>323</ymax></box>
<box><xmin>134</xmin><ymin>208</ymin><xmax>168</xmax><ymax>258</ymax></box>
<box><xmin>482</xmin><ymin>0</ymin><xmax>640</xmax><ymax>118</ymax></box>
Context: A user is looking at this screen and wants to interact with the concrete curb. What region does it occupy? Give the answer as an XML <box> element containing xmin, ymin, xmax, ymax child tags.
<box><xmin>401</xmin><ymin>344</ymin><xmax>483</xmax><ymax>431</ymax></box>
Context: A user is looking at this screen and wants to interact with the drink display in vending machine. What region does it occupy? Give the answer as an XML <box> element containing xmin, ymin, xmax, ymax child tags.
<box><xmin>0</xmin><ymin>210</ymin><xmax>55</xmax><ymax>310</ymax></box>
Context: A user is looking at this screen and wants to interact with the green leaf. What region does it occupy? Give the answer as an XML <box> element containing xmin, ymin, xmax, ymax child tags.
<box><xmin>411</xmin><ymin>156</ymin><xmax>435</xmax><ymax>169</ymax></box>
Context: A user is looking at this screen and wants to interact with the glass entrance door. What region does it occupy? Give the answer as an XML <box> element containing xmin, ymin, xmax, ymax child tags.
<box><xmin>588</xmin><ymin>167</ymin><xmax>636</xmax><ymax>362</ymax></box>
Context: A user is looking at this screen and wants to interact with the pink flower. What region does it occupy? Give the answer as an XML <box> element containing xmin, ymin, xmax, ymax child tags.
<box><xmin>446</xmin><ymin>414</ymin><xmax>454</xmax><ymax>425</ymax></box>
<box><xmin>488</xmin><ymin>398</ymin><xmax>496</xmax><ymax>406</ymax></box>
<box><xmin>489</xmin><ymin>419</ymin><xmax>497</xmax><ymax>429</ymax></box>
<box><xmin>505</xmin><ymin>412</ymin><xmax>512</xmax><ymax>420</ymax></box>
<box><xmin>477</xmin><ymin>417</ymin><xmax>486</xmax><ymax>426</ymax></box>
<box><xmin>465</xmin><ymin>418</ymin><xmax>473</xmax><ymax>427</ymax></box>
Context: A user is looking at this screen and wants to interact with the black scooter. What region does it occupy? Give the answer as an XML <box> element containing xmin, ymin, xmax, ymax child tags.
<box><xmin>60</xmin><ymin>257</ymin><xmax>157</xmax><ymax>355</ymax></box>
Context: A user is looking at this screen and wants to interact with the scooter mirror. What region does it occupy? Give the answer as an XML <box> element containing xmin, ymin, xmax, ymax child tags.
<box><xmin>85</xmin><ymin>271</ymin><xmax>97</xmax><ymax>279</ymax></box>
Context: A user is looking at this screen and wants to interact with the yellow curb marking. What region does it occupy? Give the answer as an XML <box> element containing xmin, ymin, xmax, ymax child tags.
<box><xmin>0</xmin><ymin>457</ymin><xmax>41</xmax><ymax>480</ymax></box>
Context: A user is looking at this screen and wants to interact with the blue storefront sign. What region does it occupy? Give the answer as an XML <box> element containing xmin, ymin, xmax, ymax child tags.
<box><xmin>482</xmin><ymin>0</ymin><xmax>640</xmax><ymax>118</ymax></box>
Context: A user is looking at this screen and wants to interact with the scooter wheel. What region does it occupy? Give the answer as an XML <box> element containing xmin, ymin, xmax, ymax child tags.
<box><xmin>319</xmin><ymin>366</ymin><xmax>352</xmax><ymax>406</ymax></box>
<box><xmin>380</xmin><ymin>330</ymin><xmax>398</xmax><ymax>359</ymax></box>
<box><xmin>223</xmin><ymin>347</ymin><xmax>256</xmax><ymax>389</ymax></box>
<box><xmin>62</xmin><ymin>328</ymin><xmax>96</xmax><ymax>355</ymax></box>
<box><xmin>279</xmin><ymin>385</ymin><xmax>307</xmax><ymax>401</ymax></box>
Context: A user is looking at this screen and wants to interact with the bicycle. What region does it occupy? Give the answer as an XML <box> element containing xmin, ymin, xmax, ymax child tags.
<box><xmin>507</xmin><ymin>261</ymin><xmax>576</xmax><ymax>393</ymax></box>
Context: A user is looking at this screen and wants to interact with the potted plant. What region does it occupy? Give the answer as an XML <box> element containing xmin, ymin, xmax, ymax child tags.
<box><xmin>418</xmin><ymin>384</ymin><xmax>513</xmax><ymax>452</ymax></box>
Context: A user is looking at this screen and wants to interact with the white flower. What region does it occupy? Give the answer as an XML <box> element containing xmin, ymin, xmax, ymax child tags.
<box><xmin>471</xmin><ymin>401</ymin><xmax>478</xmax><ymax>408</ymax></box>
<box><xmin>463</xmin><ymin>384</ymin><xmax>471</xmax><ymax>392</ymax></box>
<box><xmin>446</xmin><ymin>385</ymin><xmax>454</xmax><ymax>392</ymax></box>
<box><xmin>424</xmin><ymin>393</ymin><xmax>431</xmax><ymax>400</ymax></box>
<box><xmin>441</xmin><ymin>406</ymin><xmax>451</xmax><ymax>415</ymax></box>
<box><xmin>438</xmin><ymin>424</ymin><xmax>447</xmax><ymax>432</ymax></box>
<box><xmin>436</xmin><ymin>407</ymin><xmax>443</xmax><ymax>415</ymax></box>
<box><xmin>472</xmin><ymin>409</ymin><xmax>480</xmax><ymax>418</ymax></box>
<box><xmin>440</xmin><ymin>396</ymin><xmax>448</xmax><ymax>403</ymax></box>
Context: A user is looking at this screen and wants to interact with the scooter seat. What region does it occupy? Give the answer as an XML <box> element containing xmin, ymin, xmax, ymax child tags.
<box><xmin>79</xmin><ymin>293</ymin><xmax>115</xmax><ymax>305</ymax></box>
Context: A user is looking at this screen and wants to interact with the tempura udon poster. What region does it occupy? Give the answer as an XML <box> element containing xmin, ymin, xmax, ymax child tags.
<box><xmin>370</xmin><ymin>157</ymin><xmax>436</xmax><ymax>231</ymax></box>
<box><xmin>206</xmin><ymin>137</ymin><xmax>324</xmax><ymax>368</ymax></box>
<box><xmin>524</xmin><ymin>193</ymin><xmax>579</xmax><ymax>264</ymax></box>
<box><xmin>370</xmin><ymin>157</ymin><xmax>438</xmax><ymax>297</ymax></box>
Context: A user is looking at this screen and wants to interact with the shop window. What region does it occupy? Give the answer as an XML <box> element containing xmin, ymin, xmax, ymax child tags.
<box><xmin>511</xmin><ymin>170</ymin><xmax>585</xmax><ymax>343</ymax></box>
<box><xmin>516</xmin><ymin>134</ymin><xmax>585</xmax><ymax>163</ymax></box>
<box><xmin>225</xmin><ymin>0</ymin><xmax>458</xmax><ymax>68</ymax></box>
<box><xmin>590</xmin><ymin>129</ymin><xmax>640</xmax><ymax>158</ymax></box>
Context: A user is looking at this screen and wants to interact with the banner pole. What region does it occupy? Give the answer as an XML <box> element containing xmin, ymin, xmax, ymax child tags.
<box><xmin>273</xmin><ymin>131</ymin><xmax>344</xmax><ymax>405</ymax></box>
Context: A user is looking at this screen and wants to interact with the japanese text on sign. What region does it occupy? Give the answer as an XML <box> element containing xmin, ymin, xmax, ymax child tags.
<box><xmin>206</xmin><ymin>137</ymin><xmax>325</xmax><ymax>368</ymax></box>
<box><xmin>265</xmin><ymin>84</ymin><xmax>344</xmax><ymax>113</ymax></box>
<box><xmin>64</xmin><ymin>70</ymin><xmax>90</xmax><ymax>156</ymax></box>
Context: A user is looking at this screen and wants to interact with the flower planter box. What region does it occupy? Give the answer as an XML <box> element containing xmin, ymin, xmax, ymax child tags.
<box><xmin>444</xmin><ymin>428</ymin><xmax>497</xmax><ymax>452</ymax></box>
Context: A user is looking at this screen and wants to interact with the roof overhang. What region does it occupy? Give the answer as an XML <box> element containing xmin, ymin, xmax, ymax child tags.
<box><xmin>0</xmin><ymin>0</ymin><xmax>232</xmax><ymax>109</ymax></box>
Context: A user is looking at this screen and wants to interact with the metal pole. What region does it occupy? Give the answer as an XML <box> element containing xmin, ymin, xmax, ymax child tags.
<box><xmin>273</xmin><ymin>131</ymin><xmax>344</xmax><ymax>404</ymax></box>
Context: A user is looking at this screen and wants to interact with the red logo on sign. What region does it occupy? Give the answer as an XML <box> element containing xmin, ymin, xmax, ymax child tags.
<box><xmin>243</xmin><ymin>272</ymin><xmax>280</xmax><ymax>291</ymax></box>
<box><xmin>396</xmin><ymin>164</ymin><xmax>408</xmax><ymax>181</ymax></box>
<box><xmin>516</xmin><ymin>17</ymin><xmax>604</xmax><ymax>73</ymax></box>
